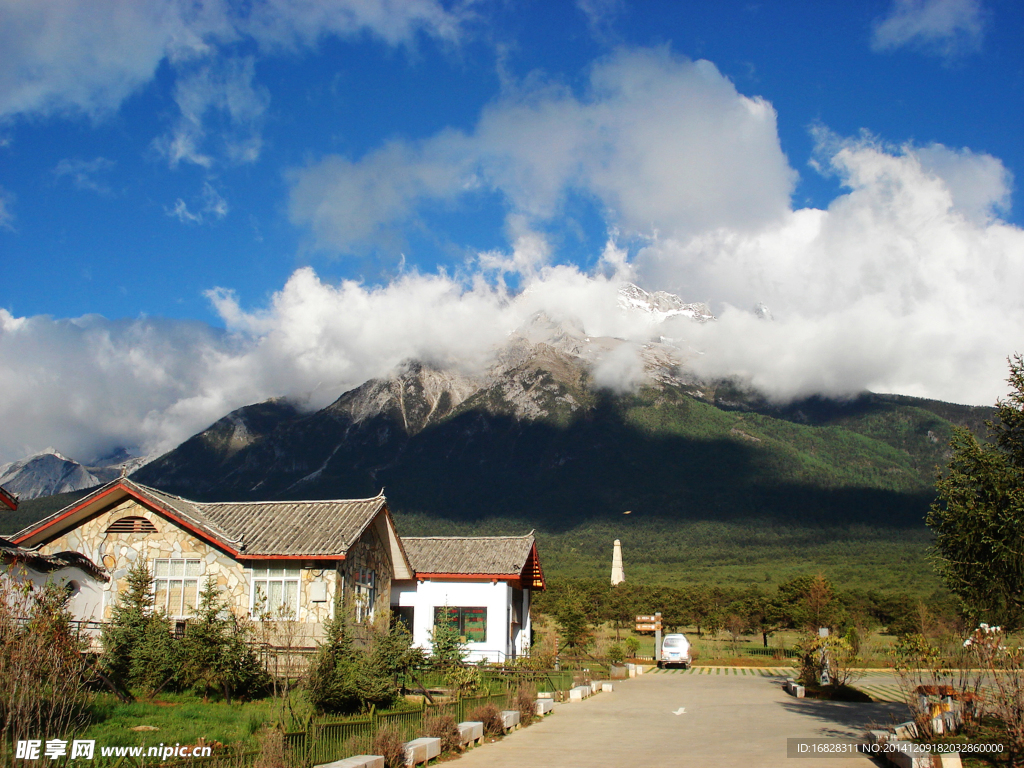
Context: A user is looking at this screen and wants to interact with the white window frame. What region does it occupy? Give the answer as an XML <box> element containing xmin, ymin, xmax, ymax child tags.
<box><xmin>152</xmin><ymin>558</ymin><xmax>202</xmax><ymax>618</ymax></box>
<box><xmin>250</xmin><ymin>565</ymin><xmax>302</xmax><ymax>620</ymax></box>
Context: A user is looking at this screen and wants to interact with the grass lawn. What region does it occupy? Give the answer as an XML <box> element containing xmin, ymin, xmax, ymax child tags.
<box><xmin>83</xmin><ymin>691</ymin><xmax>312</xmax><ymax>750</ymax></box>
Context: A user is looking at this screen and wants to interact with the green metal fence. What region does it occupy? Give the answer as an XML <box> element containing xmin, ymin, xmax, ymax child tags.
<box><xmin>279</xmin><ymin>690</ymin><xmax>512</xmax><ymax>767</ymax></box>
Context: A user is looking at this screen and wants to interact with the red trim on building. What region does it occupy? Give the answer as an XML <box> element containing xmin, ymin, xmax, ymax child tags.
<box><xmin>415</xmin><ymin>572</ymin><xmax>520</xmax><ymax>580</ymax></box>
<box><xmin>12</xmin><ymin>484</ymin><xmax>124</xmax><ymax>544</ymax></box>
<box><xmin>0</xmin><ymin>485</ymin><xmax>17</xmax><ymax>511</ymax></box>
<box><xmin>13</xmin><ymin>481</ymin><xmax>241</xmax><ymax>558</ymax></box>
<box><xmin>237</xmin><ymin>554</ymin><xmax>346</xmax><ymax>561</ymax></box>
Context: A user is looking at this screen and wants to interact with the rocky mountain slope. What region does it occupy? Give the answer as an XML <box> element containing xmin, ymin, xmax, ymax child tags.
<box><xmin>133</xmin><ymin>284</ymin><xmax>993</xmax><ymax>536</ymax></box>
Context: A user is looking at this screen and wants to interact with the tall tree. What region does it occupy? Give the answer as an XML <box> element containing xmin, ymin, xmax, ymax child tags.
<box><xmin>101</xmin><ymin>559</ymin><xmax>156</xmax><ymax>685</ymax></box>
<box><xmin>928</xmin><ymin>354</ymin><xmax>1024</xmax><ymax>628</ymax></box>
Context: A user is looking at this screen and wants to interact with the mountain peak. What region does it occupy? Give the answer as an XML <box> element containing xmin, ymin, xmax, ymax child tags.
<box><xmin>0</xmin><ymin>448</ymin><xmax>152</xmax><ymax>501</ymax></box>
<box><xmin>617</xmin><ymin>283</ymin><xmax>715</xmax><ymax>323</ymax></box>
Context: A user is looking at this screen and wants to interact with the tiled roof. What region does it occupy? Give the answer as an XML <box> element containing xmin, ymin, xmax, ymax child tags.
<box><xmin>401</xmin><ymin>534</ymin><xmax>536</xmax><ymax>576</ymax></box>
<box><xmin>14</xmin><ymin>478</ymin><xmax>389</xmax><ymax>558</ymax></box>
<box><xmin>126</xmin><ymin>481</ymin><xmax>389</xmax><ymax>557</ymax></box>
<box><xmin>0</xmin><ymin>536</ymin><xmax>108</xmax><ymax>581</ymax></box>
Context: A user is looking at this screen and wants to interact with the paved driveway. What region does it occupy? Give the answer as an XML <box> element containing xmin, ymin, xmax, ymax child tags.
<box><xmin>454</xmin><ymin>669</ymin><xmax>908</xmax><ymax>768</ymax></box>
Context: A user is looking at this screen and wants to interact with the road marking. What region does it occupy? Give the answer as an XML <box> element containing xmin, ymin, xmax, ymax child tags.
<box><xmin>673</xmin><ymin>707</ymin><xmax>686</xmax><ymax>715</ymax></box>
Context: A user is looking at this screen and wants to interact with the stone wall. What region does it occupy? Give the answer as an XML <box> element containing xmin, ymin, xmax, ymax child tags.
<box><xmin>343</xmin><ymin>520</ymin><xmax>393</xmax><ymax>624</ymax></box>
<box><xmin>37</xmin><ymin>498</ymin><xmax>244</xmax><ymax>621</ymax></box>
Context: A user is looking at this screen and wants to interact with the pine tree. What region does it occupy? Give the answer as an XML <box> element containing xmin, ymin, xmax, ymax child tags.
<box><xmin>929</xmin><ymin>354</ymin><xmax>1024</xmax><ymax>627</ymax></box>
<box><xmin>179</xmin><ymin>578</ymin><xmax>267</xmax><ymax>701</ymax></box>
<box><xmin>305</xmin><ymin>600</ymin><xmax>365</xmax><ymax>714</ymax></box>
<box><xmin>129</xmin><ymin>610</ymin><xmax>178</xmax><ymax>691</ymax></box>
<box><xmin>428</xmin><ymin>609</ymin><xmax>467</xmax><ymax>669</ymax></box>
<box><xmin>101</xmin><ymin>559</ymin><xmax>156</xmax><ymax>684</ymax></box>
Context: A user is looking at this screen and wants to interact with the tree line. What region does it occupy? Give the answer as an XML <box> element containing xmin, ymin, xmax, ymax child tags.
<box><xmin>533</xmin><ymin>574</ymin><xmax>956</xmax><ymax>651</ymax></box>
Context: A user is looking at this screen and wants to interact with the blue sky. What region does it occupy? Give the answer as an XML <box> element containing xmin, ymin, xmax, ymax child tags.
<box><xmin>1</xmin><ymin>0</ymin><xmax>1023</xmax><ymax>464</ymax></box>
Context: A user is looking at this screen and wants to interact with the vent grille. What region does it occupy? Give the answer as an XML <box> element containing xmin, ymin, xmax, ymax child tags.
<box><xmin>105</xmin><ymin>516</ymin><xmax>157</xmax><ymax>534</ymax></box>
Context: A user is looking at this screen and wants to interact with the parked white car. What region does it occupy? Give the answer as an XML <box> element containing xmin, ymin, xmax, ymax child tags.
<box><xmin>658</xmin><ymin>633</ymin><xmax>691</xmax><ymax>669</ymax></box>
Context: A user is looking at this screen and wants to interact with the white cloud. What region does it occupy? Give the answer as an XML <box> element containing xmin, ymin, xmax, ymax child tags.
<box><xmin>636</xmin><ymin>135</ymin><xmax>1024</xmax><ymax>405</ymax></box>
<box><xmin>288</xmin><ymin>47</ymin><xmax>796</xmax><ymax>252</ymax></box>
<box><xmin>591</xmin><ymin>342</ymin><xmax>646</xmax><ymax>393</ymax></box>
<box><xmin>0</xmin><ymin>308</ymin><xmax>228</xmax><ymax>464</ymax></box>
<box><xmin>576</xmin><ymin>0</ymin><xmax>624</xmax><ymax>39</ymax></box>
<box><xmin>241</xmin><ymin>0</ymin><xmax>465</xmax><ymax>50</ymax></box>
<box><xmin>0</xmin><ymin>0</ymin><xmax>466</xmax><ymax>171</ymax></box>
<box><xmin>53</xmin><ymin>156</ymin><xmax>116</xmax><ymax>193</ymax></box>
<box><xmin>0</xmin><ymin>234</ymin><xmax>644</xmax><ymax>465</ymax></box>
<box><xmin>914</xmin><ymin>142</ymin><xmax>1011</xmax><ymax>221</ymax></box>
<box><xmin>201</xmin><ymin>181</ymin><xmax>229</xmax><ymax>219</ymax></box>
<box><xmin>0</xmin><ymin>0</ymin><xmax>230</xmax><ymax>120</ymax></box>
<box><xmin>0</xmin><ymin>185</ymin><xmax>14</xmax><ymax>230</ymax></box>
<box><xmin>871</xmin><ymin>0</ymin><xmax>985</xmax><ymax>57</ymax></box>
<box><xmin>165</xmin><ymin>181</ymin><xmax>230</xmax><ymax>225</ymax></box>
<box><xmin>154</xmin><ymin>57</ymin><xmax>269</xmax><ymax>168</ymax></box>
<box><xmin>166</xmin><ymin>199</ymin><xmax>203</xmax><ymax>225</ymax></box>
<box><xmin>0</xmin><ymin>0</ymin><xmax>465</xmax><ymax>121</ymax></box>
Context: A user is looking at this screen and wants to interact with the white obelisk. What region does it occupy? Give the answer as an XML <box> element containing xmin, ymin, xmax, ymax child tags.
<box><xmin>611</xmin><ymin>539</ymin><xmax>625</xmax><ymax>585</ymax></box>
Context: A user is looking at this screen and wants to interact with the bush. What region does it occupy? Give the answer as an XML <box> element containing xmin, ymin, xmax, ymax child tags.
<box><xmin>514</xmin><ymin>684</ymin><xmax>537</xmax><ymax>726</ymax></box>
<box><xmin>0</xmin><ymin>578</ymin><xmax>92</xmax><ymax>742</ymax></box>
<box><xmin>624</xmin><ymin>637</ymin><xmax>640</xmax><ymax>658</ymax></box>
<box><xmin>422</xmin><ymin>713</ymin><xmax>461</xmax><ymax>754</ymax></box>
<box><xmin>444</xmin><ymin>665</ymin><xmax>481</xmax><ymax>696</ymax></box>
<box><xmin>429</xmin><ymin>611</ymin><xmax>466</xmax><ymax>669</ymax></box>
<box><xmin>253</xmin><ymin>727</ymin><xmax>297</xmax><ymax>768</ymax></box>
<box><xmin>607</xmin><ymin>643</ymin><xmax>625</xmax><ymax>664</ymax></box>
<box><xmin>467</xmin><ymin>703</ymin><xmax>504</xmax><ymax>737</ymax></box>
<box><xmin>306</xmin><ymin>607</ymin><xmax>407</xmax><ymax>714</ymax></box>
<box><xmin>371</xmin><ymin>725</ymin><xmax>407</xmax><ymax>768</ymax></box>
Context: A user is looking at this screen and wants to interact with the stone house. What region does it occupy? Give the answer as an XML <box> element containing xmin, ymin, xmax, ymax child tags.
<box><xmin>11</xmin><ymin>478</ymin><xmax>413</xmax><ymax>638</ymax></box>
<box><xmin>391</xmin><ymin>534</ymin><xmax>546</xmax><ymax>663</ymax></box>
<box><xmin>10</xmin><ymin>478</ymin><xmax>545</xmax><ymax>659</ymax></box>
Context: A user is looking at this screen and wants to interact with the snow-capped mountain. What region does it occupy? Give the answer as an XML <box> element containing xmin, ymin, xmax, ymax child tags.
<box><xmin>134</xmin><ymin>282</ymin><xmax>718</xmax><ymax>499</ymax></box>
<box><xmin>617</xmin><ymin>283</ymin><xmax>715</xmax><ymax>323</ymax></box>
<box><xmin>0</xmin><ymin>449</ymin><xmax>151</xmax><ymax>501</ymax></box>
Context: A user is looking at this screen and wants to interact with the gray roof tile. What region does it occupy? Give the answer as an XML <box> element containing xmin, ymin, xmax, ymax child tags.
<box><xmin>401</xmin><ymin>534</ymin><xmax>536</xmax><ymax>575</ymax></box>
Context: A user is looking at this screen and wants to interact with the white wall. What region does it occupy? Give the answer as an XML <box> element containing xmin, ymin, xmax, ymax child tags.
<box><xmin>392</xmin><ymin>579</ymin><xmax>515</xmax><ymax>663</ymax></box>
<box><xmin>0</xmin><ymin>563</ymin><xmax>105</xmax><ymax>624</ymax></box>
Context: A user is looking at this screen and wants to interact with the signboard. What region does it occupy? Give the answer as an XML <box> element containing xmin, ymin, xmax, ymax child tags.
<box><xmin>636</xmin><ymin>615</ymin><xmax>658</xmax><ymax>622</ymax></box>
<box><xmin>635</xmin><ymin>622</ymin><xmax>660</xmax><ymax>632</ymax></box>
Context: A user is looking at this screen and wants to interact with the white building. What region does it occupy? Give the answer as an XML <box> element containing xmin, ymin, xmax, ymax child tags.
<box><xmin>391</xmin><ymin>534</ymin><xmax>546</xmax><ymax>663</ymax></box>
<box><xmin>0</xmin><ymin>536</ymin><xmax>109</xmax><ymax>626</ymax></box>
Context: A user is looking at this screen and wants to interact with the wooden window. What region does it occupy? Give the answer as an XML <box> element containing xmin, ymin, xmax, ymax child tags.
<box><xmin>105</xmin><ymin>516</ymin><xmax>157</xmax><ymax>534</ymax></box>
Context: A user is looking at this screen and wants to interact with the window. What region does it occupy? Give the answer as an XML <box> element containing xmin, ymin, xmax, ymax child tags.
<box><xmin>394</xmin><ymin>606</ymin><xmax>414</xmax><ymax>632</ymax></box>
<box><xmin>153</xmin><ymin>558</ymin><xmax>201</xmax><ymax>617</ymax></box>
<box><xmin>353</xmin><ymin>567</ymin><xmax>376</xmax><ymax>623</ymax></box>
<box><xmin>106</xmin><ymin>516</ymin><xmax>157</xmax><ymax>534</ymax></box>
<box><xmin>433</xmin><ymin>606</ymin><xmax>487</xmax><ymax>643</ymax></box>
<box><xmin>252</xmin><ymin>566</ymin><xmax>301</xmax><ymax>620</ymax></box>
